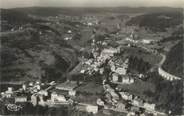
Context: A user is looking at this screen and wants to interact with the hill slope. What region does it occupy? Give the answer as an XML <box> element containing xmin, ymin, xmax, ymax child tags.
<box><xmin>162</xmin><ymin>41</ymin><xmax>183</xmax><ymax>78</ymax></box>
<box><xmin>126</xmin><ymin>12</ymin><xmax>183</xmax><ymax>32</ymax></box>
<box><xmin>1</xmin><ymin>26</ymin><xmax>78</xmax><ymax>82</ymax></box>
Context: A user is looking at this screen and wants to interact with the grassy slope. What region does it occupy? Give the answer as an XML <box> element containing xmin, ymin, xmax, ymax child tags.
<box><xmin>162</xmin><ymin>41</ymin><xmax>183</xmax><ymax>78</ymax></box>
<box><xmin>1</xmin><ymin>26</ymin><xmax>78</xmax><ymax>82</ymax></box>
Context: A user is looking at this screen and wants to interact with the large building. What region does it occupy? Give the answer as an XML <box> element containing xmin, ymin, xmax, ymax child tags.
<box><xmin>55</xmin><ymin>81</ymin><xmax>78</xmax><ymax>96</ymax></box>
<box><xmin>111</xmin><ymin>73</ymin><xmax>134</xmax><ymax>84</ymax></box>
<box><xmin>109</xmin><ymin>58</ymin><xmax>129</xmax><ymax>75</ymax></box>
<box><xmin>51</xmin><ymin>92</ymin><xmax>67</xmax><ymax>102</ymax></box>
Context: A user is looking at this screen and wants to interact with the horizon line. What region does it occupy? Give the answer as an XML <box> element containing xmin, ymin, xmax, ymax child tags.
<box><xmin>1</xmin><ymin>6</ymin><xmax>183</xmax><ymax>9</ymax></box>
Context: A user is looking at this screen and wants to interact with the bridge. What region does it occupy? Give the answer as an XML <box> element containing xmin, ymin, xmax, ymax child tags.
<box><xmin>158</xmin><ymin>54</ymin><xmax>181</xmax><ymax>81</ymax></box>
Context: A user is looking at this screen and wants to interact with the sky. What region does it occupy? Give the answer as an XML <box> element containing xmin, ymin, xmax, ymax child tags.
<box><xmin>1</xmin><ymin>0</ymin><xmax>184</xmax><ymax>8</ymax></box>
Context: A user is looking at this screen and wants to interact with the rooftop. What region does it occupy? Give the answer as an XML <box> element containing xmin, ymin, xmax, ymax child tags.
<box><xmin>56</xmin><ymin>81</ymin><xmax>79</xmax><ymax>91</ymax></box>
<box><xmin>76</xmin><ymin>82</ymin><xmax>104</xmax><ymax>95</ymax></box>
<box><xmin>50</xmin><ymin>89</ymin><xmax>69</xmax><ymax>96</ymax></box>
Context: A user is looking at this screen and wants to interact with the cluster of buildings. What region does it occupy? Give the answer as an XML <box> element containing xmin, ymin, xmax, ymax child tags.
<box><xmin>0</xmin><ymin>78</ymin><xmax>157</xmax><ymax>115</ymax></box>
<box><xmin>80</xmin><ymin>43</ymin><xmax>121</xmax><ymax>75</ymax></box>
<box><xmin>125</xmin><ymin>31</ymin><xmax>158</xmax><ymax>46</ymax></box>
<box><xmin>100</xmin><ymin>82</ymin><xmax>156</xmax><ymax>115</ymax></box>
<box><xmin>81</xmin><ymin>38</ymin><xmax>135</xmax><ymax>85</ymax></box>
<box><xmin>0</xmin><ymin>80</ymin><xmax>101</xmax><ymax>114</ymax></box>
<box><xmin>109</xmin><ymin>57</ymin><xmax>135</xmax><ymax>84</ymax></box>
<box><xmin>77</xmin><ymin>36</ymin><xmax>158</xmax><ymax>115</ymax></box>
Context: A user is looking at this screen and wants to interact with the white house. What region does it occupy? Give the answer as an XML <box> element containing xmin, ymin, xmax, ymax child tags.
<box><xmin>96</xmin><ymin>98</ymin><xmax>104</xmax><ymax>106</ymax></box>
<box><xmin>119</xmin><ymin>92</ymin><xmax>133</xmax><ymax>100</ymax></box>
<box><xmin>86</xmin><ymin>104</ymin><xmax>98</xmax><ymax>114</ymax></box>
<box><xmin>15</xmin><ymin>96</ymin><xmax>27</xmax><ymax>103</ymax></box>
<box><xmin>51</xmin><ymin>92</ymin><xmax>67</xmax><ymax>102</ymax></box>
<box><xmin>76</xmin><ymin>103</ymin><xmax>98</xmax><ymax>114</ymax></box>
<box><xmin>38</xmin><ymin>90</ymin><xmax>48</xmax><ymax>96</ymax></box>
<box><xmin>112</xmin><ymin>73</ymin><xmax>119</xmax><ymax>82</ymax></box>
<box><xmin>101</xmin><ymin>47</ymin><xmax>119</xmax><ymax>58</ymax></box>
<box><xmin>142</xmin><ymin>39</ymin><xmax>152</xmax><ymax>44</ymax></box>
<box><xmin>115</xmin><ymin>67</ymin><xmax>127</xmax><ymax>75</ymax></box>
<box><xmin>68</xmin><ymin>90</ymin><xmax>76</xmax><ymax>96</ymax></box>
<box><xmin>31</xmin><ymin>94</ymin><xmax>38</xmax><ymax>106</ymax></box>
<box><xmin>143</xmin><ymin>103</ymin><xmax>155</xmax><ymax>111</ymax></box>
<box><xmin>4</xmin><ymin>87</ymin><xmax>13</xmax><ymax>98</ymax></box>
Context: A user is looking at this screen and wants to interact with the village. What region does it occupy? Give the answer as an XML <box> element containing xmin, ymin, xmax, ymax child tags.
<box><xmin>1</xmin><ymin>5</ymin><xmax>183</xmax><ymax>116</ymax></box>
<box><xmin>0</xmin><ymin>30</ymin><xmax>168</xmax><ymax>116</ymax></box>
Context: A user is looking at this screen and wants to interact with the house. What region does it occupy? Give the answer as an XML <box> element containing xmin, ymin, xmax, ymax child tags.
<box><xmin>29</xmin><ymin>82</ymin><xmax>34</xmax><ymax>86</ymax></box>
<box><xmin>56</xmin><ymin>81</ymin><xmax>78</xmax><ymax>96</ymax></box>
<box><xmin>68</xmin><ymin>90</ymin><xmax>76</xmax><ymax>96</ymax></box>
<box><xmin>110</xmin><ymin>58</ymin><xmax>129</xmax><ymax>75</ymax></box>
<box><xmin>15</xmin><ymin>96</ymin><xmax>27</xmax><ymax>103</ymax></box>
<box><xmin>64</xmin><ymin>37</ymin><xmax>72</xmax><ymax>40</ymax></box>
<box><xmin>31</xmin><ymin>94</ymin><xmax>38</xmax><ymax>106</ymax></box>
<box><xmin>87</xmin><ymin>22</ymin><xmax>93</xmax><ymax>26</ymax></box>
<box><xmin>110</xmin><ymin>64</ymin><xmax>116</xmax><ymax>72</ymax></box>
<box><xmin>132</xmin><ymin>99</ymin><xmax>140</xmax><ymax>106</ymax></box>
<box><xmin>142</xmin><ymin>39</ymin><xmax>153</xmax><ymax>44</ymax></box>
<box><xmin>143</xmin><ymin>103</ymin><xmax>155</xmax><ymax>111</ymax></box>
<box><xmin>80</xmin><ymin>69</ymin><xmax>85</xmax><ymax>74</ymax></box>
<box><xmin>112</xmin><ymin>73</ymin><xmax>119</xmax><ymax>82</ymax></box>
<box><xmin>122</xmin><ymin>77</ymin><xmax>134</xmax><ymax>84</ymax></box>
<box><xmin>86</xmin><ymin>104</ymin><xmax>98</xmax><ymax>114</ymax></box>
<box><xmin>116</xmin><ymin>103</ymin><xmax>126</xmax><ymax>111</ymax></box>
<box><xmin>119</xmin><ymin>92</ymin><xmax>133</xmax><ymax>100</ymax></box>
<box><xmin>101</xmin><ymin>47</ymin><xmax>120</xmax><ymax>58</ymax></box>
<box><xmin>36</xmin><ymin>85</ymin><xmax>41</xmax><ymax>90</ymax></box>
<box><xmin>131</xmin><ymin>106</ymin><xmax>140</xmax><ymax>112</ymax></box>
<box><xmin>4</xmin><ymin>87</ymin><xmax>13</xmax><ymax>98</ymax></box>
<box><xmin>99</xmin><ymin>68</ymin><xmax>104</xmax><ymax>74</ymax></box>
<box><xmin>111</xmin><ymin>74</ymin><xmax>134</xmax><ymax>84</ymax></box>
<box><xmin>67</xmin><ymin>30</ymin><xmax>72</xmax><ymax>34</ymax></box>
<box><xmin>132</xmin><ymin>97</ymin><xmax>144</xmax><ymax>106</ymax></box>
<box><xmin>51</xmin><ymin>92</ymin><xmax>67</xmax><ymax>102</ymax></box>
<box><xmin>22</xmin><ymin>84</ymin><xmax>27</xmax><ymax>91</ymax></box>
<box><xmin>38</xmin><ymin>96</ymin><xmax>47</xmax><ymax>106</ymax></box>
<box><xmin>76</xmin><ymin>103</ymin><xmax>98</xmax><ymax>114</ymax></box>
<box><xmin>109</xmin><ymin>91</ymin><xmax>119</xmax><ymax>100</ymax></box>
<box><xmin>96</xmin><ymin>98</ymin><xmax>105</xmax><ymax>106</ymax></box>
<box><xmin>38</xmin><ymin>90</ymin><xmax>48</xmax><ymax>96</ymax></box>
<box><xmin>115</xmin><ymin>67</ymin><xmax>127</xmax><ymax>75</ymax></box>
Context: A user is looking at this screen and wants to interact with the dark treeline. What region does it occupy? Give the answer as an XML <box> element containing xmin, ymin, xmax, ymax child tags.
<box><xmin>129</xmin><ymin>56</ymin><xmax>151</xmax><ymax>73</ymax></box>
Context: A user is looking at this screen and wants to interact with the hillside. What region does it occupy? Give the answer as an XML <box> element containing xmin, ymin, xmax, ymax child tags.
<box><xmin>1</xmin><ymin>9</ymin><xmax>46</xmax><ymax>31</ymax></box>
<box><xmin>162</xmin><ymin>41</ymin><xmax>183</xmax><ymax>78</ymax></box>
<box><xmin>0</xmin><ymin>26</ymin><xmax>78</xmax><ymax>82</ymax></box>
<box><xmin>126</xmin><ymin>12</ymin><xmax>183</xmax><ymax>32</ymax></box>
